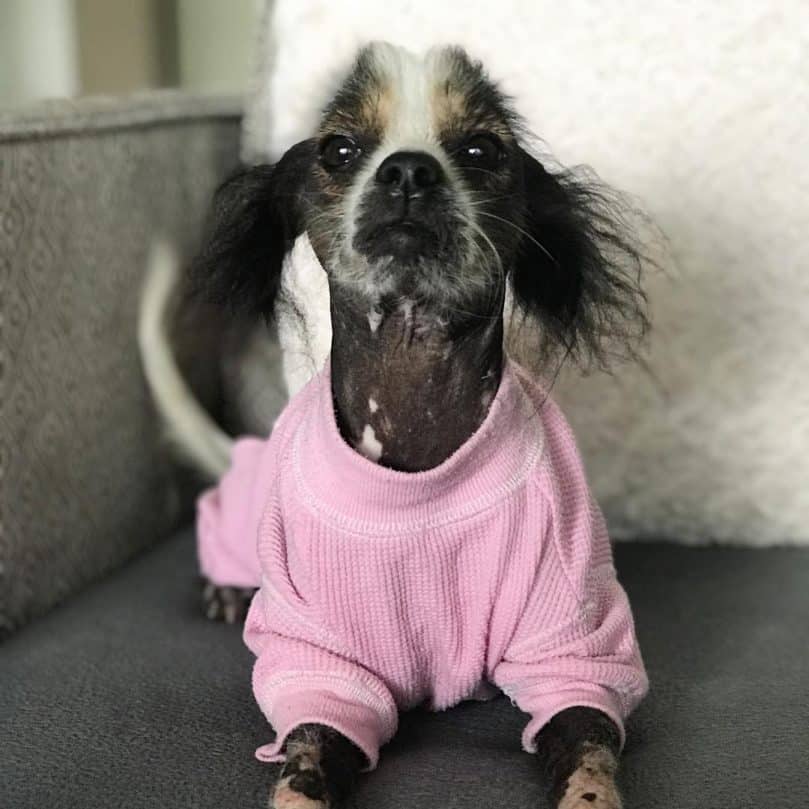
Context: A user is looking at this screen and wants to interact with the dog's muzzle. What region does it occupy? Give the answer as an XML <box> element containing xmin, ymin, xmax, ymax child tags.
<box><xmin>353</xmin><ymin>150</ymin><xmax>451</xmax><ymax>263</ymax></box>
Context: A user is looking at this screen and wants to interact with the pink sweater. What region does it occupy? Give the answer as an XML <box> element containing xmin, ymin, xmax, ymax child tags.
<box><xmin>197</xmin><ymin>358</ymin><xmax>648</xmax><ymax>769</ymax></box>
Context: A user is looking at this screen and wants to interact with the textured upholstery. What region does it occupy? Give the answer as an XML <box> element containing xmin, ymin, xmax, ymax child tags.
<box><xmin>2</xmin><ymin>529</ymin><xmax>807</xmax><ymax>808</ymax></box>
<box><xmin>0</xmin><ymin>93</ymin><xmax>242</xmax><ymax>637</ymax></box>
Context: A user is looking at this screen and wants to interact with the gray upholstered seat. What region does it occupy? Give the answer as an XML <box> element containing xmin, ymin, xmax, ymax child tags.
<box><xmin>3</xmin><ymin>530</ymin><xmax>807</xmax><ymax>808</ymax></box>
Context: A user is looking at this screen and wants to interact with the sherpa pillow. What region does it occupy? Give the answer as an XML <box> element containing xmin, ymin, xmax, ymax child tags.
<box><xmin>239</xmin><ymin>0</ymin><xmax>809</xmax><ymax>546</ymax></box>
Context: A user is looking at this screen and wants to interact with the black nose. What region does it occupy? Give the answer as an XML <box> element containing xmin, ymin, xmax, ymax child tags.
<box><xmin>375</xmin><ymin>151</ymin><xmax>444</xmax><ymax>196</ymax></box>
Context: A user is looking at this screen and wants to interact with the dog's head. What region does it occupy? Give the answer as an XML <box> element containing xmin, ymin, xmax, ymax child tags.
<box><xmin>194</xmin><ymin>42</ymin><xmax>647</xmax><ymax>367</ymax></box>
<box><xmin>306</xmin><ymin>43</ymin><xmax>521</xmax><ymax>311</ymax></box>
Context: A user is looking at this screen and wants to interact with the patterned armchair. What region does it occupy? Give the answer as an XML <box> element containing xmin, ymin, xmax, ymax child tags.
<box><xmin>0</xmin><ymin>92</ymin><xmax>241</xmax><ymax>636</ymax></box>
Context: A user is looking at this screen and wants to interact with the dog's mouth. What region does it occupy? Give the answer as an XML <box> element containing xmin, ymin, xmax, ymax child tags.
<box><xmin>353</xmin><ymin>217</ymin><xmax>445</xmax><ymax>264</ymax></box>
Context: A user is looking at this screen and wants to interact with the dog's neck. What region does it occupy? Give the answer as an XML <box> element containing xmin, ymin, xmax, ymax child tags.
<box><xmin>328</xmin><ymin>287</ymin><xmax>504</xmax><ymax>472</ymax></box>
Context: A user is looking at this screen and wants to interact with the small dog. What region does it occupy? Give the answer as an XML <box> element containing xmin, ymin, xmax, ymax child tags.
<box><xmin>142</xmin><ymin>42</ymin><xmax>649</xmax><ymax>809</ymax></box>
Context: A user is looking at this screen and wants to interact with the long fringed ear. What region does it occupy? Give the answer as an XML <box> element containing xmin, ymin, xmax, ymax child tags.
<box><xmin>190</xmin><ymin>139</ymin><xmax>317</xmax><ymax>318</ymax></box>
<box><xmin>509</xmin><ymin>148</ymin><xmax>649</xmax><ymax>370</ymax></box>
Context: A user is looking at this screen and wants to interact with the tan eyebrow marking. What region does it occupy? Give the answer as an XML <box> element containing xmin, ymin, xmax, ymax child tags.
<box><xmin>431</xmin><ymin>76</ymin><xmax>514</xmax><ymax>143</ymax></box>
<box><xmin>318</xmin><ymin>68</ymin><xmax>392</xmax><ymax>142</ymax></box>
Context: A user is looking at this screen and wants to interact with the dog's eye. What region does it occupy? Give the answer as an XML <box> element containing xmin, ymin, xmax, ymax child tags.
<box><xmin>455</xmin><ymin>134</ymin><xmax>504</xmax><ymax>169</ymax></box>
<box><xmin>320</xmin><ymin>135</ymin><xmax>361</xmax><ymax>169</ymax></box>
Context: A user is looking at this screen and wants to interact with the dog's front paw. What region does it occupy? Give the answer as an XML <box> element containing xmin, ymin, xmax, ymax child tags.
<box><xmin>558</xmin><ymin>746</ymin><xmax>622</xmax><ymax>809</ymax></box>
<box><xmin>558</xmin><ymin>783</ymin><xmax>621</xmax><ymax>809</ymax></box>
<box><xmin>269</xmin><ymin>745</ymin><xmax>332</xmax><ymax>809</ymax></box>
<box><xmin>200</xmin><ymin>578</ymin><xmax>256</xmax><ymax>623</ymax></box>
<box><xmin>270</xmin><ymin>779</ymin><xmax>329</xmax><ymax>809</ymax></box>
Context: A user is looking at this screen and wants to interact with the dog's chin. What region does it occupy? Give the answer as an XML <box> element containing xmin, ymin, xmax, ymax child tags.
<box><xmin>353</xmin><ymin>220</ymin><xmax>443</xmax><ymax>266</ymax></box>
<box><xmin>344</xmin><ymin>220</ymin><xmax>485</xmax><ymax>311</ymax></box>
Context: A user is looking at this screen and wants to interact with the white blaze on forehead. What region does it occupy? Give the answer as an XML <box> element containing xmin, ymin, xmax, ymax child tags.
<box><xmin>357</xmin><ymin>424</ymin><xmax>383</xmax><ymax>462</ymax></box>
<box><xmin>351</xmin><ymin>43</ymin><xmax>460</xmax><ymax>180</ymax></box>
<box><xmin>368</xmin><ymin>42</ymin><xmax>453</xmax><ymax>146</ymax></box>
<box><xmin>368</xmin><ymin>397</ymin><xmax>379</xmax><ymax>413</ymax></box>
<box><xmin>340</xmin><ymin>43</ymin><xmax>475</xmax><ymax>266</ymax></box>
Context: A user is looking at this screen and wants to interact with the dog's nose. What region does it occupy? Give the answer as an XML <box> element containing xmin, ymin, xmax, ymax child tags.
<box><xmin>375</xmin><ymin>151</ymin><xmax>444</xmax><ymax>196</ymax></box>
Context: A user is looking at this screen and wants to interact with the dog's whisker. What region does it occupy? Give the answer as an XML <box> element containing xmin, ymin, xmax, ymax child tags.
<box><xmin>476</xmin><ymin>210</ymin><xmax>560</xmax><ymax>267</ymax></box>
<box><xmin>465</xmin><ymin>196</ymin><xmax>512</xmax><ymax>208</ymax></box>
<box><xmin>457</xmin><ymin>211</ymin><xmax>505</xmax><ymax>282</ymax></box>
<box><xmin>460</xmin><ymin>165</ymin><xmax>504</xmax><ymax>178</ymax></box>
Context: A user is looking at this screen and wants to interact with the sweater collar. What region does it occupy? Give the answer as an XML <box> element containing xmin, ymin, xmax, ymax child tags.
<box><xmin>291</xmin><ymin>357</ymin><xmax>544</xmax><ymax>533</ymax></box>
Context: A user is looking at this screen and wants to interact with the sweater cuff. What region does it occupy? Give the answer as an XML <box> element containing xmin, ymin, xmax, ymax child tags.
<box><xmin>520</xmin><ymin>687</ymin><xmax>626</xmax><ymax>754</ymax></box>
<box><xmin>254</xmin><ymin>685</ymin><xmax>395</xmax><ymax>771</ymax></box>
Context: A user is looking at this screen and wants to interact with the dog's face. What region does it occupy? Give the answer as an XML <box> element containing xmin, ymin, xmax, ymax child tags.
<box><xmin>304</xmin><ymin>44</ymin><xmax>521</xmax><ymax>312</ymax></box>
<box><xmin>195</xmin><ymin>42</ymin><xmax>647</xmax><ymax>368</ymax></box>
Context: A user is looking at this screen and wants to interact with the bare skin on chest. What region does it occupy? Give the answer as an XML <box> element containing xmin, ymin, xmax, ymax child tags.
<box><xmin>329</xmin><ymin>288</ymin><xmax>504</xmax><ymax>472</ymax></box>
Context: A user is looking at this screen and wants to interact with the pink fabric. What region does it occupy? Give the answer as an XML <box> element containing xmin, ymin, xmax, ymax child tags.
<box><xmin>197</xmin><ymin>357</ymin><xmax>648</xmax><ymax>769</ymax></box>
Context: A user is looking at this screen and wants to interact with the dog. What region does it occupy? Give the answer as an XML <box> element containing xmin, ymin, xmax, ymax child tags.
<box><xmin>140</xmin><ymin>42</ymin><xmax>649</xmax><ymax>809</ymax></box>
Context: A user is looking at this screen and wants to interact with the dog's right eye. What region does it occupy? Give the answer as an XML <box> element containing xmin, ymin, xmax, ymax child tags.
<box><xmin>320</xmin><ymin>136</ymin><xmax>361</xmax><ymax>169</ymax></box>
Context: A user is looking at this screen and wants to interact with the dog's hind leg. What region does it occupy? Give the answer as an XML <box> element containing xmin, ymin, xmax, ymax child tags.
<box><xmin>200</xmin><ymin>578</ymin><xmax>256</xmax><ymax>624</ymax></box>
<box><xmin>270</xmin><ymin>724</ymin><xmax>366</xmax><ymax>809</ymax></box>
<box><xmin>535</xmin><ymin>707</ymin><xmax>623</xmax><ymax>809</ymax></box>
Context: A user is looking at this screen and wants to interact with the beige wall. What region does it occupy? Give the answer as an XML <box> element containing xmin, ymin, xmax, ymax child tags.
<box><xmin>75</xmin><ymin>0</ymin><xmax>172</xmax><ymax>94</ymax></box>
<box><xmin>0</xmin><ymin>0</ymin><xmax>79</xmax><ymax>106</ymax></box>
<box><xmin>0</xmin><ymin>0</ymin><xmax>258</xmax><ymax>106</ymax></box>
<box><xmin>176</xmin><ymin>0</ymin><xmax>260</xmax><ymax>92</ymax></box>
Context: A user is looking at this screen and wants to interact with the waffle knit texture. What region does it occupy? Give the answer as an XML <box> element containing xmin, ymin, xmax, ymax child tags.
<box><xmin>196</xmin><ymin>357</ymin><xmax>648</xmax><ymax>769</ymax></box>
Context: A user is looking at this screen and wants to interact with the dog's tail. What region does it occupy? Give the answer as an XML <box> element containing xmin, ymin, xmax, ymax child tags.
<box><xmin>137</xmin><ymin>239</ymin><xmax>232</xmax><ymax>481</ymax></box>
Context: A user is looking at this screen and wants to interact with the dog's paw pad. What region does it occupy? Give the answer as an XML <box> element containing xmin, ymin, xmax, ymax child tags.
<box><xmin>558</xmin><ymin>746</ymin><xmax>622</xmax><ymax>809</ymax></box>
<box><xmin>200</xmin><ymin>579</ymin><xmax>256</xmax><ymax>623</ymax></box>
<box><xmin>559</xmin><ymin>785</ymin><xmax>621</xmax><ymax>809</ymax></box>
<box><xmin>270</xmin><ymin>744</ymin><xmax>332</xmax><ymax>809</ymax></box>
<box><xmin>271</xmin><ymin>780</ymin><xmax>329</xmax><ymax>809</ymax></box>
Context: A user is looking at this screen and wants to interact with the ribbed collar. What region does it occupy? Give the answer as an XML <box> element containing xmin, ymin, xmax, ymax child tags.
<box><xmin>291</xmin><ymin>357</ymin><xmax>544</xmax><ymax>535</ymax></box>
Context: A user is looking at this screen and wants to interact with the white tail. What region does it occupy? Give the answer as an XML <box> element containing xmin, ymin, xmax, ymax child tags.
<box><xmin>137</xmin><ymin>239</ymin><xmax>232</xmax><ymax>480</ymax></box>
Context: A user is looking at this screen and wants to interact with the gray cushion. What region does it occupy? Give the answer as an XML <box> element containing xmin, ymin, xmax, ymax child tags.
<box><xmin>0</xmin><ymin>92</ymin><xmax>241</xmax><ymax>637</ymax></box>
<box><xmin>2</xmin><ymin>530</ymin><xmax>807</xmax><ymax>808</ymax></box>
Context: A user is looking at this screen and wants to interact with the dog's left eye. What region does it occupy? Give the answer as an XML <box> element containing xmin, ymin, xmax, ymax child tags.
<box><xmin>455</xmin><ymin>134</ymin><xmax>504</xmax><ymax>170</ymax></box>
<box><xmin>320</xmin><ymin>135</ymin><xmax>362</xmax><ymax>169</ymax></box>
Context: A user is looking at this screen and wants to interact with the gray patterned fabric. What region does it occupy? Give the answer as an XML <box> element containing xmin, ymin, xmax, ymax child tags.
<box><xmin>0</xmin><ymin>92</ymin><xmax>242</xmax><ymax>638</ymax></box>
<box><xmin>2</xmin><ymin>529</ymin><xmax>807</xmax><ymax>808</ymax></box>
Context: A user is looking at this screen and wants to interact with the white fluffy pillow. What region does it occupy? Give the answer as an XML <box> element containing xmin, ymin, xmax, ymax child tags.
<box><xmin>241</xmin><ymin>0</ymin><xmax>809</xmax><ymax>546</ymax></box>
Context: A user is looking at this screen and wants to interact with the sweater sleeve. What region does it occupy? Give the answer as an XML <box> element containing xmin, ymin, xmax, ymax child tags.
<box><xmin>196</xmin><ymin>394</ymin><xmax>302</xmax><ymax>589</ymax></box>
<box><xmin>196</xmin><ymin>437</ymin><xmax>272</xmax><ymax>588</ymax></box>
<box><xmin>491</xmin><ymin>400</ymin><xmax>648</xmax><ymax>753</ymax></box>
<box><xmin>244</xmin><ymin>582</ymin><xmax>398</xmax><ymax>771</ymax></box>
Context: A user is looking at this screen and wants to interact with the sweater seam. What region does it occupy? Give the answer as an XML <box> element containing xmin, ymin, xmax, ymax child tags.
<box><xmin>257</xmin><ymin>573</ymin><xmax>350</xmax><ymax>657</ymax></box>
<box><xmin>534</xmin><ymin>465</ymin><xmax>589</xmax><ymax>614</ymax></box>
<box><xmin>291</xmin><ymin>420</ymin><xmax>544</xmax><ymax>536</ymax></box>
<box><xmin>494</xmin><ymin>467</ymin><xmax>594</xmax><ymax>660</ymax></box>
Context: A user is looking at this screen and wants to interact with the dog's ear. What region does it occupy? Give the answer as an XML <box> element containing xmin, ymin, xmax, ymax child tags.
<box><xmin>509</xmin><ymin>147</ymin><xmax>649</xmax><ymax>369</ymax></box>
<box><xmin>190</xmin><ymin>139</ymin><xmax>317</xmax><ymax>317</ymax></box>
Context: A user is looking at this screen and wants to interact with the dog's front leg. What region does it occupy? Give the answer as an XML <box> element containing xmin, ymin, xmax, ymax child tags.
<box><xmin>534</xmin><ymin>707</ymin><xmax>623</xmax><ymax>809</ymax></box>
<box><xmin>270</xmin><ymin>724</ymin><xmax>366</xmax><ymax>809</ymax></box>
